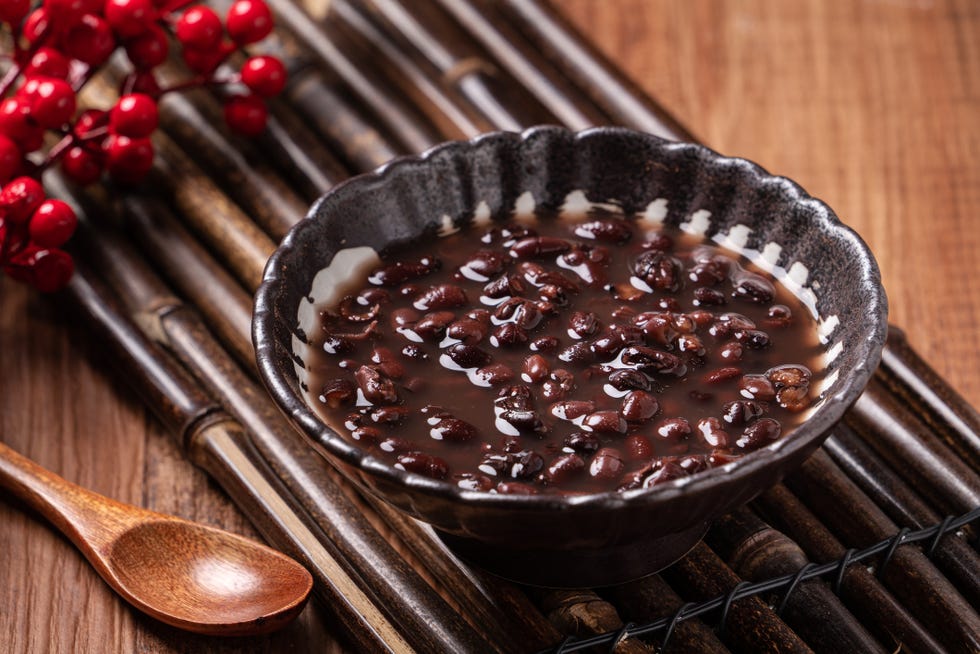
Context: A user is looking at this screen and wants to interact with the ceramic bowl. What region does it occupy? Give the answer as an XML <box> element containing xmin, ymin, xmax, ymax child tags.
<box><xmin>253</xmin><ymin>126</ymin><xmax>887</xmax><ymax>587</ymax></box>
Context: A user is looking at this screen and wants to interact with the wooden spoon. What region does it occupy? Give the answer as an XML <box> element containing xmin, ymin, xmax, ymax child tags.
<box><xmin>0</xmin><ymin>440</ymin><xmax>313</xmax><ymax>637</ymax></box>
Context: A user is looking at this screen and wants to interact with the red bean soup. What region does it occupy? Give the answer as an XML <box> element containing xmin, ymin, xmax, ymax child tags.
<box><xmin>304</xmin><ymin>214</ymin><xmax>823</xmax><ymax>496</ymax></box>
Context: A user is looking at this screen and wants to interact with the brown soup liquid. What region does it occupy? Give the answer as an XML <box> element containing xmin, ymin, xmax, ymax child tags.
<box><xmin>306</xmin><ymin>215</ymin><xmax>823</xmax><ymax>495</ymax></box>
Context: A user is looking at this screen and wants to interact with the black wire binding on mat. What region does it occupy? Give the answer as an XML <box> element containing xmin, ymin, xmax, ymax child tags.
<box><xmin>661</xmin><ymin>602</ymin><xmax>696</xmax><ymax>651</ymax></box>
<box><xmin>927</xmin><ymin>515</ymin><xmax>955</xmax><ymax>557</ymax></box>
<box><xmin>537</xmin><ymin>507</ymin><xmax>980</xmax><ymax>654</ymax></box>
<box><xmin>776</xmin><ymin>562</ymin><xmax>819</xmax><ymax>616</ymax></box>
<box><xmin>716</xmin><ymin>581</ymin><xmax>751</xmax><ymax>642</ymax></box>
<box><xmin>876</xmin><ymin>527</ymin><xmax>910</xmax><ymax>580</ymax></box>
<box><xmin>607</xmin><ymin>622</ymin><xmax>634</xmax><ymax>653</ymax></box>
<box><xmin>833</xmin><ymin>548</ymin><xmax>858</xmax><ymax>596</ymax></box>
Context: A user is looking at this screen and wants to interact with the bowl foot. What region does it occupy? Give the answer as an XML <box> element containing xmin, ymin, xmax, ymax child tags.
<box><xmin>435</xmin><ymin>520</ymin><xmax>709</xmax><ymax>588</ymax></box>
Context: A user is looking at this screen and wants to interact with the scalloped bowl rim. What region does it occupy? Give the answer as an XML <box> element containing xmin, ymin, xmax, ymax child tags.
<box><xmin>253</xmin><ymin>125</ymin><xmax>887</xmax><ymax>515</ymax></box>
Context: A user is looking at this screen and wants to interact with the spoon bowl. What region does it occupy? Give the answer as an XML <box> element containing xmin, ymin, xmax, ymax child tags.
<box><xmin>0</xmin><ymin>440</ymin><xmax>313</xmax><ymax>636</ymax></box>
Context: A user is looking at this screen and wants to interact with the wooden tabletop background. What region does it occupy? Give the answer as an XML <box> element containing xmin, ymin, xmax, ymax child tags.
<box><xmin>1</xmin><ymin>1</ymin><xmax>977</xmax><ymax>652</ymax></box>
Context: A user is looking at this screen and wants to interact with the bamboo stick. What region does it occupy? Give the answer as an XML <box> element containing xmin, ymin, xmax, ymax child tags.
<box><xmin>825</xmin><ymin>426</ymin><xmax>980</xmax><ymax>605</ymax></box>
<box><xmin>845</xmin><ymin>380</ymin><xmax>980</xmax><ymax>517</ymax></box>
<box><xmin>78</xmin><ymin>185</ymin><xmax>257</xmax><ymax>373</ymax></box>
<box><xmin>659</xmin><ymin>543</ymin><xmax>813</xmax><ymax>654</ymax></box>
<box><xmin>531</xmin><ymin>588</ymin><xmax>655</xmax><ymax>654</ymax></box>
<box><xmin>150</xmin><ymin>61</ymin><xmax>308</xmax><ymax>240</ymax></box>
<box><xmin>707</xmin><ymin>507</ymin><xmax>887</xmax><ymax>654</ymax></box>
<box><xmin>496</xmin><ymin>0</ymin><xmax>692</xmax><ymax>140</ymax></box>
<box><xmin>607</xmin><ymin>575</ymin><xmax>731</xmax><ymax>654</ymax></box>
<box><xmin>338</xmin><ymin>0</ymin><xmax>554</xmax><ymax>131</ymax></box>
<box><xmin>323</xmin><ymin>0</ymin><xmax>488</xmax><ymax>138</ymax></box>
<box><xmin>784</xmin><ymin>449</ymin><xmax>980</xmax><ymax>652</ymax></box>
<box><xmin>753</xmin><ymin>485</ymin><xmax>947</xmax><ymax>654</ymax></box>
<box><xmin>433</xmin><ymin>0</ymin><xmax>608</xmax><ymax>131</ymax></box>
<box><xmin>878</xmin><ymin>326</ymin><xmax>980</xmax><ymax>473</ymax></box>
<box><xmin>263</xmin><ymin>0</ymin><xmax>444</xmax><ymax>154</ymax></box>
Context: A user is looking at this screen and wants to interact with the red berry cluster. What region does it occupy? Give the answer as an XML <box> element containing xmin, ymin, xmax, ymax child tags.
<box><xmin>0</xmin><ymin>0</ymin><xmax>285</xmax><ymax>292</ymax></box>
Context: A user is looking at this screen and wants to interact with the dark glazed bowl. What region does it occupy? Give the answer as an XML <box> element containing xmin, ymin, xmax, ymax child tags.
<box><xmin>254</xmin><ymin>126</ymin><xmax>887</xmax><ymax>588</ymax></box>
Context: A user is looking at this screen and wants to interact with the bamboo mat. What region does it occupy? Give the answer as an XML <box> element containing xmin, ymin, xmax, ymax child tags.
<box><xmin>1</xmin><ymin>1</ymin><xmax>978</xmax><ymax>652</ymax></box>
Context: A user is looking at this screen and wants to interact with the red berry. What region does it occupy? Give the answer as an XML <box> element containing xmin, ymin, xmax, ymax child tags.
<box><xmin>105</xmin><ymin>0</ymin><xmax>156</xmax><ymax>37</ymax></box>
<box><xmin>62</xmin><ymin>14</ymin><xmax>116</xmax><ymax>66</ymax></box>
<box><xmin>240</xmin><ymin>55</ymin><xmax>286</xmax><ymax>98</ymax></box>
<box><xmin>23</xmin><ymin>47</ymin><xmax>72</xmax><ymax>80</ymax></box>
<box><xmin>32</xmin><ymin>248</ymin><xmax>75</xmax><ymax>292</ymax></box>
<box><xmin>0</xmin><ymin>0</ymin><xmax>31</xmax><ymax>25</ymax></box>
<box><xmin>124</xmin><ymin>23</ymin><xmax>168</xmax><ymax>69</ymax></box>
<box><xmin>109</xmin><ymin>93</ymin><xmax>158</xmax><ymax>138</ymax></box>
<box><xmin>0</xmin><ymin>135</ymin><xmax>21</xmax><ymax>183</ymax></box>
<box><xmin>226</xmin><ymin>0</ymin><xmax>273</xmax><ymax>45</ymax></box>
<box><xmin>29</xmin><ymin>199</ymin><xmax>77</xmax><ymax>248</ymax></box>
<box><xmin>20</xmin><ymin>77</ymin><xmax>77</xmax><ymax>129</ymax></box>
<box><xmin>105</xmin><ymin>134</ymin><xmax>154</xmax><ymax>183</ymax></box>
<box><xmin>175</xmin><ymin>5</ymin><xmax>222</xmax><ymax>50</ymax></box>
<box><xmin>0</xmin><ymin>98</ymin><xmax>44</xmax><ymax>153</ymax></box>
<box><xmin>0</xmin><ymin>177</ymin><xmax>46</xmax><ymax>224</ymax></box>
<box><xmin>0</xmin><ymin>219</ymin><xmax>29</xmax><ymax>259</ymax></box>
<box><xmin>45</xmin><ymin>0</ymin><xmax>101</xmax><ymax>16</ymax></box>
<box><xmin>61</xmin><ymin>146</ymin><xmax>104</xmax><ymax>184</ymax></box>
<box><xmin>74</xmin><ymin>109</ymin><xmax>108</xmax><ymax>137</ymax></box>
<box><xmin>181</xmin><ymin>42</ymin><xmax>232</xmax><ymax>74</ymax></box>
<box><xmin>223</xmin><ymin>94</ymin><xmax>268</xmax><ymax>136</ymax></box>
<box><xmin>22</xmin><ymin>8</ymin><xmax>51</xmax><ymax>45</ymax></box>
<box><xmin>127</xmin><ymin>70</ymin><xmax>162</xmax><ymax>97</ymax></box>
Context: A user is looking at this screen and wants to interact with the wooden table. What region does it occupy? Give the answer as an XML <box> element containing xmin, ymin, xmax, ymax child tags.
<box><xmin>2</xmin><ymin>1</ymin><xmax>977</xmax><ymax>651</ymax></box>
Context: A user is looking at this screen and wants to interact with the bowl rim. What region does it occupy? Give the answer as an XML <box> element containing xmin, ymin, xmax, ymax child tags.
<box><xmin>253</xmin><ymin>125</ymin><xmax>888</xmax><ymax>513</ymax></box>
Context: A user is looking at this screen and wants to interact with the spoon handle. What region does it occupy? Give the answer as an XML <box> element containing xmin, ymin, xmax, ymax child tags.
<box><xmin>0</xmin><ymin>440</ymin><xmax>131</xmax><ymax>559</ymax></box>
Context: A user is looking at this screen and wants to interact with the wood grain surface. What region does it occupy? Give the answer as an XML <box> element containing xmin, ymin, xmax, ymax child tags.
<box><xmin>1</xmin><ymin>1</ymin><xmax>977</xmax><ymax>652</ymax></box>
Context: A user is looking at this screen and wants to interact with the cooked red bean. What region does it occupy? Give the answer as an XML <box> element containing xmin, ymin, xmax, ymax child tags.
<box><xmin>625</xmin><ymin>434</ymin><xmax>654</xmax><ymax>460</ymax></box>
<box><xmin>574</xmin><ymin>219</ymin><xmax>632</xmax><ymax>243</ymax></box>
<box><xmin>354</xmin><ymin>366</ymin><xmax>399</xmax><ymax>404</ymax></box>
<box><xmin>319</xmin><ymin>379</ymin><xmax>356</xmax><ymax>408</ymax></box>
<box><xmin>563</xmin><ymin>431</ymin><xmax>600</xmax><ymax>454</ymax></box>
<box><xmin>620</xmin><ymin>390</ymin><xmax>659</xmax><ymax>422</ymax></box>
<box><xmin>550</xmin><ymin>400</ymin><xmax>595</xmax><ymax>421</ymax></box>
<box><xmin>590</xmin><ymin>447</ymin><xmax>625</xmax><ymax>479</ymax></box>
<box><xmin>414</xmin><ymin>284</ymin><xmax>467</xmax><ymax>311</ymax></box>
<box><xmin>414</xmin><ymin>311</ymin><xmax>456</xmax><ymax>340</ymax></box>
<box><xmin>740</xmin><ymin>374</ymin><xmax>777</xmax><ymax>401</ymax></box>
<box><xmin>736</xmin><ymin>417</ymin><xmax>782</xmax><ymax>450</ymax></box>
<box><xmin>474</xmin><ymin>363</ymin><xmax>515</xmax><ymax>386</ymax></box>
<box><xmin>491</xmin><ymin>323</ymin><xmax>529</xmax><ymax>347</ymax></box>
<box><xmin>721</xmin><ymin>400</ymin><xmax>765</xmax><ymax>426</ymax></box>
<box><xmin>396</xmin><ymin>452</ymin><xmax>449</xmax><ymax>479</ymax></box>
<box><xmin>732</xmin><ymin>271</ymin><xmax>775</xmax><ymax>304</ymax></box>
<box><xmin>370</xmin><ymin>406</ymin><xmax>410</xmax><ymax>425</ymax></box>
<box><xmin>542</xmin><ymin>454</ymin><xmax>586</xmax><ymax>485</ymax></box>
<box><xmin>429</xmin><ymin>417</ymin><xmax>477</xmax><ymax>442</ymax></box>
<box><xmin>447</xmin><ymin>318</ymin><xmax>488</xmax><ymax>345</ymax></box>
<box><xmin>655</xmin><ymin>417</ymin><xmax>692</xmax><ymax>442</ymax></box>
<box><xmin>522</xmin><ymin>354</ymin><xmax>550</xmax><ymax>383</ymax></box>
<box><xmin>369</xmin><ymin>255</ymin><xmax>441</xmax><ymax>286</ymax></box>
<box><xmin>607</xmin><ymin>369</ymin><xmax>652</xmax><ymax>392</ymax></box>
<box><xmin>509</xmin><ymin>236</ymin><xmax>572</xmax><ymax>259</ymax></box>
<box><xmin>767</xmin><ymin>364</ymin><xmax>811</xmax><ymax>388</ymax></box>
<box><xmin>584</xmin><ymin>410</ymin><xmax>628</xmax><ymax>434</ymax></box>
<box><xmin>445</xmin><ymin>343</ymin><xmax>492</xmax><ymax>369</ymax></box>
<box><xmin>696</xmin><ymin>417</ymin><xmax>730</xmax><ymax>448</ymax></box>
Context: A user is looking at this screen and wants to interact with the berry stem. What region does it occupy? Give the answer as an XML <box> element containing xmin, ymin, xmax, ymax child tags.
<box><xmin>0</xmin><ymin>64</ymin><xmax>22</xmax><ymax>98</ymax></box>
<box><xmin>39</xmin><ymin>134</ymin><xmax>76</xmax><ymax>172</ymax></box>
<box><xmin>160</xmin><ymin>0</ymin><xmax>198</xmax><ymax>14</ymax></box>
